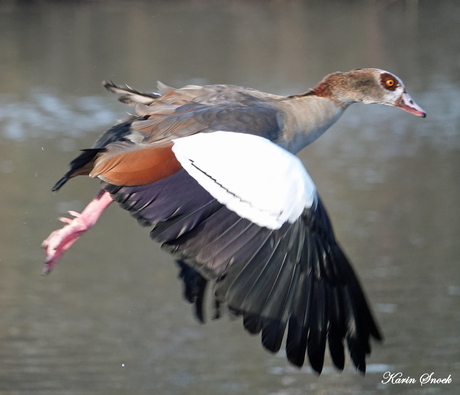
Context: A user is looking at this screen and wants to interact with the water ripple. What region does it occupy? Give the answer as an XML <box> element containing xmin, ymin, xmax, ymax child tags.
<box><xmin>0</xmin><ymin>91</ymin><xmax>117</xmax><ymax>141</ymax></box>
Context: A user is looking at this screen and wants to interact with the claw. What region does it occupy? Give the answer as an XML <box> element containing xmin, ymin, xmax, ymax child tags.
<box><xmin>59</xmin><ymin>217</ymin><xmax>74</xmax><ymax>224</ymax></box>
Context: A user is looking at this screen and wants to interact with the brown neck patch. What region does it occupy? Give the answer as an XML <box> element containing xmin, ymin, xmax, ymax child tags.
<box><xmin>308</xmin><ymin>77</ymin><xmax>337</xmax><ymax>98</ymax></box>
<box><xmin>291</xmin><ymin>72</ymin><xmax>344</xmax><ymax>100</ymax></box>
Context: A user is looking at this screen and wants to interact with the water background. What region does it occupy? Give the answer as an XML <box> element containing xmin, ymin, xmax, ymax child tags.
<box><xmin>0</xmin><ymin>1</ymin><xmax>459</xmax><ymax>394</ymax></box>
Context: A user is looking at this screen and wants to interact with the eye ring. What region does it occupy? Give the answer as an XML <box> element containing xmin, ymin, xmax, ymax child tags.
<box><xmin>386</xmin><ymin>79</ymin><xmax>395</xmax><ymax>87</ymax></box>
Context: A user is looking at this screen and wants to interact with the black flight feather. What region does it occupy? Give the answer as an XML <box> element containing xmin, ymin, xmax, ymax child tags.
<box><xmin>103</xmin><ymin>168</ymin><xmax>382</xmax><ymax>373</ymax></box>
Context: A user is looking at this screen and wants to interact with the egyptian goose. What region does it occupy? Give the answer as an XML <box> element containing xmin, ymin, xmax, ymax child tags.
<box><xmin>42</xmin><ymin>68</ymin><xmax>425</xmax><ymax>373</ymax></box>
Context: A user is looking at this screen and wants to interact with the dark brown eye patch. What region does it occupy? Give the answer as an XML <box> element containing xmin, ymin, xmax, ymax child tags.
<box><xmin>380</xmin><ymin>72</ymin><xmax>399</xmax><ymax>91</ymax></box>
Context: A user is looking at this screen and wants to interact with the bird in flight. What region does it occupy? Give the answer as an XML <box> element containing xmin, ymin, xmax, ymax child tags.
<box><xmin>42</xmin><ymin>68</ymin><xmax>425</xmax><ymax>374</ymax></box>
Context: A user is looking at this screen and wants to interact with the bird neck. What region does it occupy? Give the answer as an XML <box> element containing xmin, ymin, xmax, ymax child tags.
<box><xmin>276</xmin><ymin>95</ymin><xmax>346</xmax><ymax>154</ymax></box>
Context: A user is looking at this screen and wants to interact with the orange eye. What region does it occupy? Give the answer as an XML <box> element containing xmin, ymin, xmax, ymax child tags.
<box><xmin>386</xmin><ymin>79</ymin><xmax>395</xmax><ymax>87</ymax></box>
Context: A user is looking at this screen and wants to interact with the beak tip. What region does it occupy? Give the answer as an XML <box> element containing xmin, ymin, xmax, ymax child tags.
<box><xmin>396</xmin><ymin>93</ymin><xmax>426</xmax><ymax>118</ymax></box>
<box><xmin>416</xmin><ymin>109</ymin><xmax>427</xmax><ymax>118</ymax></box>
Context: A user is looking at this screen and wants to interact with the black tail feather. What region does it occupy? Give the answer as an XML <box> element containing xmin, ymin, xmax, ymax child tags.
<box><xmin>51</xmin><ymin>149</ymin><xmax>104</xmax><ymax>192</ymax></box>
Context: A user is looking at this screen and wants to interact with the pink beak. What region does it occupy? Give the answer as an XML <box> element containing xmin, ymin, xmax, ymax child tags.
<box><xmin>396</xmin><ymin>91</ymin><xmax>426</xmax><ymax>118</ymax></box>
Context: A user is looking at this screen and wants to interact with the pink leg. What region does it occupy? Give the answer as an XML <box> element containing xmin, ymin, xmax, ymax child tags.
<box><xmin>42</xmin><ymin>189</ymin><xmax>113</xmax><ymax>275</ymax></box>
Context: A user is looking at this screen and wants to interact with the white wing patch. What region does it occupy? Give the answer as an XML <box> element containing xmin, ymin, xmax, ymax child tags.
<box><xmin>172</xmin><ymin>132</ymin><xmax>316</xmax><ymax>230</ymax></box>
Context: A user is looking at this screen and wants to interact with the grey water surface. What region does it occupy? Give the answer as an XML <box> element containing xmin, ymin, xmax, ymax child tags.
<box><xmin>0</xmin><ymin>1</ymin><xmax>459</xmax><ymax>394</ymax></box>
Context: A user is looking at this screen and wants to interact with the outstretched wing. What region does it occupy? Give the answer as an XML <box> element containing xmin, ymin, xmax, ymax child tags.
<box><xmin>97</xmin><ymin>131</ymin><xmax>381</xmax><ymax>373</ymax></box>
